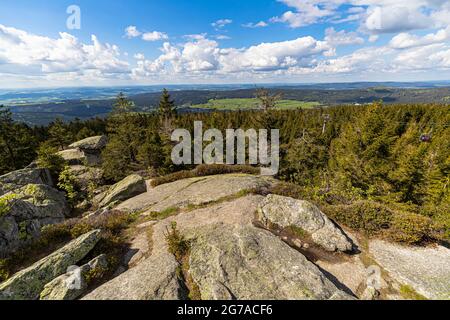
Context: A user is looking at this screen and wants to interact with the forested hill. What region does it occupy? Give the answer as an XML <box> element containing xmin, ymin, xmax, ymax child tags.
<box><xmin>7</xmin><ymin>86</ymin><xmax>450</xmax><ymax>125</ymax></box>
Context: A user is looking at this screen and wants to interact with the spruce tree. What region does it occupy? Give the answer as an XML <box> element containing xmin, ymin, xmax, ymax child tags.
<box><xmin>158</xmin><ymin>89</ymin><xmax>176</xmax><ymax>118</ymax></box>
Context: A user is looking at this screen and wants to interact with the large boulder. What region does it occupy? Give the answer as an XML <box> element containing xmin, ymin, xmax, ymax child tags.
<box><xmin>58</xmin><ymin>149</ymin><xmax>101</xmax><ymax>166</ymax></box>
<box><xmin>0</xmin><ymin>168</ymin><xmax>53</xmax><ymax>196</ymax></box>
<box><xmin>0</xmin><ymin>230</ymin><xmax>101</xmax><ymax>300</ymax></box>
<box><xmin>257</xmin><ymin>194</ymin><xmax>352</xmax><ymax>252</ymax></box>
<box><xmin>40</xmin><ymin>254</ymin><xmax>108</xmax><ymax>300</ymax></box>
<box><xmin>82</xmin><ymin>252</ymin><xmax>184</xmax><ymax>300</ymax></box>
<box><xmin>99</xmin><ymin>174</ymin><xmax>147</xmax><ymax>208</ymax></box>
<box><xmin>69</xmin><ymin>136</ymin><xmax>107</xmax><ymax>151</ymax></box>
<box><xmin>0</xmin><ymin>184</ymin><xmax>70</xmax><ymax>256</ymax></box>
<box><xmin>186</xmin><ymin>224</ymin><xmax>353</xmax><ymax>300</ymax></box>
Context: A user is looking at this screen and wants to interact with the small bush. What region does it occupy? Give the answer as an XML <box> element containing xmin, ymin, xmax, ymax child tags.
<box><xmin>36</xmin><ymin>142</ymin><xmax>66</xmax><ymax>178</ymax></box>
<box><xmin>323</xmin><ymin>200</ymin><xmax>393</xmax><ymax>235</ymax></box>
<box><xmin>165</xmin><ymin>222</ymin><xmax>189</xmax><ymax>262</ymax></box>
<box><xmin>389</xmin><ymin>211</ymin><xmax>432</xmax><ymax>245</ymax></box>
<box><xmin>151</xmin><ymin>164</ymin><xmax>259</xmax><ymax>187</ymax></box>
<box><xmin>285</xmin><ymin>225</ymin><xmax>308</xmax><ymax>239</ymax></box>
<box><xmin>0</xmin><ymin>259</ymin><xmax>9</xmax><ymax>282</ymax></box>
<box><xmin>57</xmin><ymin>166</ymin><xmax>80</xmax><ymax>206</ymax></box>
<box><xmin>0</xmin><ymin>194</ymin><xmax>18</xmax><ymax>217</ymax></box>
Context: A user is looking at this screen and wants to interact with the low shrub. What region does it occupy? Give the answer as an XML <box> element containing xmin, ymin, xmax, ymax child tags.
<box><xmin>1</xmin><ymin>210</ymin><xmax>135</xmax><ymax>281</ymax></box>
<box><xmin>388</xmin><ymin>211</ymin><xmax>432</xmax><ymax>245</ymax></box>
<box><xmin>165</xmin><ymin>222</ymin><xmax>189</xmax><ymax>262</ymax></box>
<box><xmin>322</xmin><ymin>200</ymin><xmax>393</xmax><ymax>235</ymax></box>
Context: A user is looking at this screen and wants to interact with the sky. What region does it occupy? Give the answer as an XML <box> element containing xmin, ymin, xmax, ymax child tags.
<box><xmin>1</xmin><ymin>0</ymin><xmax>450</xmax><ymax>88</ymax></box>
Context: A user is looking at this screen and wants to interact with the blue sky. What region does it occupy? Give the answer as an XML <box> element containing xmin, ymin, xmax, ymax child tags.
<box><xmin>1</xmin><ymin>0</ymin><xmax>450</xmax><ymax>88</ymax></box>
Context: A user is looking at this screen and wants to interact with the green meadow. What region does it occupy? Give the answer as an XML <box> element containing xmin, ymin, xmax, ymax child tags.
<box><xmin>191</xmin><ymin>98</ymin><xmax>321</xmax><ymax>110</ymax></box>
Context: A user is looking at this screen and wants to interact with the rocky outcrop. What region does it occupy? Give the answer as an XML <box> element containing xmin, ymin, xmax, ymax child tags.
<box><xmin>186</xmin><ymin>224</ymin><xmax>353</xmax><ymax>300</ymax></box>
<box><xmin>82</xmin><ymin>252</ymin><xmax>184</xmax><ymax>300</ymax></box>
<box><xmin>59</xmin><ymin>136</ymin><xmax>108</xmax><ymax>166</ymax></box>
<box><xmin>257</xmin><ymin>195</ymin><xmax>352</xmax><ymax>252</ymax></box>
<box><xmin>69</xmin><ymin>136</ymin><xmax>108</xmax><ymax>151</ymax></box>
<box><xmin>0</xmin><ymin>184</ymin><xmax>70</xmax><ymax>256</ymax></box>
<box><xmin>369</xmin><ymin>240</ymin><xmax>450</xmax><ymax>300</ymax></box>
<box><xmin>0</xmin><ymin>230</ymin><xmax>101</xmax><ymax>300</ymax></box>
<box><xmin>40</xmin><ymin>254</ymin><xmax>108</xmax><ymax>300</ymax></box>
<box><xmin>0</xmin><ymin>168</ymin><xmax>53</xmax><ymax>196</ymax></box>
<box><xmin>116</xmin><ymin>174</ymin><xmax>273</xmax><ymax>213</ymax></box>
<box><xmin>99</xmin><ymin>174</ymin><xmax>147</xmax><ymax>208</ymax></box>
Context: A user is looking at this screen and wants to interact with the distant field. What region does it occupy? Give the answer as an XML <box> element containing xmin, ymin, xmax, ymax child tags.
<box><xmin>191</xmin><ymin>98</ymin><xmax>321</xmax><ymax>110</ymax></box>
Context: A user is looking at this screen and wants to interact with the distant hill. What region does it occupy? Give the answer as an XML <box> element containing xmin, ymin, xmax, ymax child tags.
<box><xmin>3</xmin><ymin>83</ymin><xmax>450</xmax><ymax>125</ymax></box>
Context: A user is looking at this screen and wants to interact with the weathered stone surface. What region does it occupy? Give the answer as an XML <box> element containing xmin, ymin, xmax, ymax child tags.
<box><xmin>0</xmin><ymin>230</ymin><xmax>101</xmax><ymax>300</ymax></box>
<box><xmin>0</xmin><ymin>168</ymin><xmax>53</xmax><ymax>196</ymax></box>
<box><xmin>40</xmin><ymin>254</ymin><xmax>108</xmax><ymax>300</ymax></box>
<box><xmin>257</xmin><ymin>194</ymin><xmax>352</xmax><ymax>252</ymax></box>
<box><xmin>69</xmin><ymin>136</ymin><xmax>107</xmax><ymax>151</ymax></box>
<box><xmin>116</xmin><ymin>174</ymin><xmax>273</xmax><ymax>213</ymax></box>
<box><xmin>316</xmin><ymin>256</ymin><xmax>368</xmax><ymax>296</ymax></box>
<box><xmin>369</xmin><ymin>240</ymin><xmax>450</xmax><ymax>300</ymax></box>
<box><xmin>68</xmin><ymin>165</ymin><xmax>103</xmax><ymax>191</ymax></box>
<box><xmin>58</xmin><ymin>149</ymin><xmax>86</xmax><ymax>165</ymax></box>
<box><xmin>99</xmin><ymin>174</ymin><xmax>147</xmax><ymax>208</ymax></box>
<box><xmin>186</xmin><ymin>224</ymin><xmax>354</xmax><ymax>300</ymax></box>
<box><xmin>0</xmin><ymin>184</ymin><xmax>70</xmax><ymax>256</ymax></box>
<box><xmin>82</xmin><ymin>252</ymin><xmax>184</xmax><ymax>300</ymax></box>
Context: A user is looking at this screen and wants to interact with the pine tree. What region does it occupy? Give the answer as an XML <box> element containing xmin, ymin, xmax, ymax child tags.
<box><xmin>0</xmin><ymin>105</ymin><xmax>37</xmax><ymax>174</ymax></box>
<box><xmin>48</xmin><ymin>118</ymin><xmax>72</xmax><ymax>150</ymax></box>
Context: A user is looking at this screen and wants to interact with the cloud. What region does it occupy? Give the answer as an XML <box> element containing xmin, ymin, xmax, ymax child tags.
<box><xmin>215</xmin><ymin>35</ymin><xmax>231</xmax><ymax>40</ymax></box>
<box><xmin>0</xmin><ymin>24</ymin><xmax>129</xmax><ymax>76</ymax></box>
<box><xmin>212</xmin><ymin>19</ymin><xmax>233</xmax><ymax>30</ymax></box>
<box><xmin>132</xmin><ymin>34</ymin><xmax>332</xmax><ymax>77</ymax></box>
<box><xmin>389</xmin><ymin>26</ymin><xmax>450</xmax><ymax>49</ymax></box>
<box><xmin>324</xmin><ymin>27</ymin><xmax>364</xmax><ymax>46</ymax></box>
<box><xmin>125</xmin><ymin>26</ymin><xmax>141</xmax><ymax>38</ymax></box>
<box><xmin>142</xmin><ymin>31</ymin><xmax>169</xmax><ymax>41</ymax></box>
<box><xmin>273</xmin><ymin>0</ymin><xmax>449</xmax><ymax>35</ymax></box>
<box><xmin>125</xmin><ymin>26</ymin><xmax>168</xmax><ymax>41</ymax></box>
<box><xmin>242</xmin><ymin>21</ymin><xmax>269</xmax><ymax>28</ymax></box>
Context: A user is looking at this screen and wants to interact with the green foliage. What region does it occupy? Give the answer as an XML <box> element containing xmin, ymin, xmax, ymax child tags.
<box><xmin>1</xmin><ymin>210</ymin><xmax>135</xmax><ymax>281</ymax></box>
<box><xmin>36</xmin><ymin>141</ymin><xmax>67</xmax><ymax>177</ymax></box>
<box><xmin>165</xmin><ymin>222</ymin><xmax>189</xmax><ymax>262</ymax></box>
<box><xmin>0</xmin><ymin>259</ymin><xmax>9</xmax><ymax>282</ymax></box>
<box><xmin>112</xmin><ymin>92</ymin><xmax>135</xmax><ymax>114</ymax></box>
<box><xmin>47</xmin><ymin>118</ymin><xmax>72</xmax><ymax>150</ymax></box>
<box><xmin>323</xmin><ymin>201</ymin><xmax>393</xmax><ymax>235</ymax></box>
<box><xmin>400</xmin><ymin>285</ymin><xmax>428</xmax><ymax>300</ymax></box>
<box><xmin>285</xmin><ymin>225</ymin><xmax>307</xmax><ymax>239</ymax></box>
<box><xmin>0</xmin><ymin>193</ymin><xmax>19</xmax><ymax>217</ymax></box>
<box><xmin>389</xmin><ymin>211</ymin><xmax>432</xmax><ymax>244</ymax></box>
<box><xmin>158</xmin><ymin>89</ymin><xmax>177</xmax><ymax>118</ymax></box>
<box><xmin>192</xmin><ymin>98</ymin><xmax>319</xmax><ymax>111</ymax></box>
<box><xmin>148</xmin><ymin>207</ymin><xmax>180</xmax><ymax>221</ymax></box>
<box><xmin>57</xmin><ymin>166</ymin><xmax>80</xmax><ymax>206</ymax></box>
<box><xmin>0</xmin><ymin>105</ymin><xmax>37</xmax><ymax>175</ymax></box>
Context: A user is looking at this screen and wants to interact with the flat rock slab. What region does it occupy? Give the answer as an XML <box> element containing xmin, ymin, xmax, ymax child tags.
<box><xmin>370</xmin><ymin>240</ymin><xmax>450</xmax><ymax>300</ymax></box>
<box><xmin>116</xmin><ymin>174</ymin><xmax>273</xmax><ymax>214</ymax></box>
